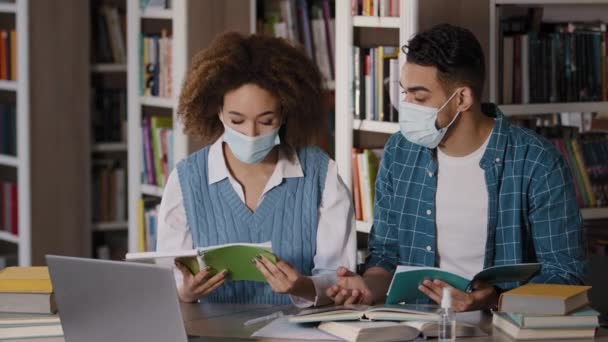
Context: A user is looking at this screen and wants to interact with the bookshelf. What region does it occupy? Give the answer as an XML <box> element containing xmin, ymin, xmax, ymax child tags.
<box><xmin>489</xmin><ymin>0</ymin><xmax>608</xmax><ymax>220</ymax></box>
<box><xmin>126</xmin><ymin>0</ymin><xmax>253</xmax><ymax>253</ymax></box>
<box><xmin>89</xmin><ymin>0</ymin><xmax>129</xmax><ymax>259</ymax></box>
<box><xmin>0</xmin><ymin>0</ymin><xmax>90</xmax><ymax>266</ymax></box>
<box><xmin>335</xmin><ymin>0</ymin><xmax>412</xmax><ymax>234</ymax></box>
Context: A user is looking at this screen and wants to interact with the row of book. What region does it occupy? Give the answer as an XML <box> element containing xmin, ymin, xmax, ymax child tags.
<box><xmin>92</xmin><ymin>5</ymin><xmax>126</xmax><ymax>64</ymax></box>
<box><xmin>141</xmin><ymin>115</ymin><xmax>174</xmax><ymax>188</ymax></box>
<box><xmin>91</xmin><ymin>88</ymin><xmax>127</xmax><ymax>143</ymax></box>
<box><xmin>500</xmin><ymin>20</ymin><xmax>608</xmax><ymax>104</ymax></box>
<box><xmin>0</xmin><ymin>104</ymin><xmax>15</xmax><ymax>156</ymax></box>
<box><xmin>0</xmin><ymin>181</ymin><xmax>17</xmax><ymax>236</ymax></box>
<box><xmin>494</xmin><ymin>284</ymin><xmax>598</xmax><ymax>340</ymax></box>
<box><xmin>0</xmin><ymin>267</ymin><xmax>62</xmax><ymax>340</ymax></box>
<box><xmin>140</xmin><ymin>31</ymin><xmax>173</xmax><ymax>98</ymax></box>
<box><xmin>351</xmin><ymin>0</ymin><xmax>400</xmax><ymax>17</ymax></box>
<box><xmin>351</xmin><ymin>148</ymin><xmax>381</xmax><ymax>222</ymax></box>
<box><xmin>91</xmin><ymin>162</ymin><xmax>126</xmax><ymax>223</ymax></box>
<box><xmin>0</xmin><ymin>30</ymin><xmax>16</xmax><ymax>81</ymax></box>
<box><xmin>258</xmin><ymin>0</ymin><xmax>335</xmax><ymax>86</ymax></box>
<box><xmin>137</xmin><ymin>200</ymin><xmax>159</xmax><ymax>252</ymax></box>
<box><xmin>353</xmin><ymin>46</ymin><xmax>400</xmax><ymax>122</ymax></box>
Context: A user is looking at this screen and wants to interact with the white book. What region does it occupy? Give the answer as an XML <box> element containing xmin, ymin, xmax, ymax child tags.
<box><xmin>273</xmin><ymin>22</ymin><xmax>288</xmax><ymax>39</ymax></box>
<box><xmin>358</xmin><ymin>153</ymin><xmax>371</xmax><ymax>222</ymax></box>
<box><xmin>279</xmin><ymin>0</ymin><xmax>296</xmax><ymax>41</ymax></box>
<box><xmin>0</xmin><ymin>324</ymin><xmax>63</xmax><ymax>340</ymax></box>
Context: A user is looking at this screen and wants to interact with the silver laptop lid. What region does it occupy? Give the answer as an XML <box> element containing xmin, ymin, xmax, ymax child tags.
<box><xmin>46</xmin><ymin>255</ymin><xmax>188</xmax><ymax>342</ymax></box>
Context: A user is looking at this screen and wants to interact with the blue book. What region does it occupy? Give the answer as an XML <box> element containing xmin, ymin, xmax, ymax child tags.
<box><xmin>505</xmin><ymin>307</ymin><xmax>599</xmax><ymax>329</ymax></box>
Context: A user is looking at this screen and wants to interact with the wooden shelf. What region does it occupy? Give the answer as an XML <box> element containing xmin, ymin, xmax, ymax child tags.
<box><xmin>140</xmin><ymin>96</ymin><xmax>175</xmax><ymax>109</ymax></box>
<box><xmin>140</xmin><ymin>7</ymin><xmax>173</xmax><ymax>19</ymax></box>
<box><xmin>0</xmin><ymin>154</ymin><xmax>18</xmax><ymax>167</ymax></box>
<box><xmin>353</xmin><ymin>119</ymin><xmax>400</xmax><ymax>134</ymax></box>
<box><xmin>0</xmin><ymin>80</ymin><xmax>18</xmax><ymax>91</ymax></box>
<box><xmin>92</xmin><ymin>142</ymin><xmax>128</xmax><ymax>153</ymax></box>
<box><xmin>353</xmin><ymin>16</ymin><xmax>400</xmax><ymax>28</ymax></box>
<box><xmin>0</xmin><ymin>3</ymin><xmax>16</xmax><ymax>13</ymax></box>
<box><xmin>499</xmin><ymin>102</ymin><xmax>608</xmax><ymax>116</ymax></box>
<box><xmin>141</xmin><ymin>184</ymin><xmax>164</xmax><ymax>197</ymax></box>
<box><xmin>356</xmin><ymin>220</ymin><xmax>372</xmax><ymax>234</ymax></box>
<box><xmin>91</xmin><ymin>64</ymin><xmax>127</xmax><ymax>73</ymax></box>
<box><xmin>495</xmin><ymin>0</ymin><xmax>608</xmax><ymax>4</ymax></box>
<box><xmin>93</xmin><ymin>221</ymin><xmax>129</xmax><ymax>232</ymax></box>
<box><xmin>0</xmin><ymin>231</ymin><xmax>18</xmax><ymax>244</ymax></box>
<box><xmin>582</xmin><ymin>208</ymin><xmax>608</xmax><ymax>220</ymax></box>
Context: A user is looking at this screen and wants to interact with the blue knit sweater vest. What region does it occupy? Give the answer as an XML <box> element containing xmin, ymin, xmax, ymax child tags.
<box><xmin>176</xmin><ymin>146</ymin><xmax>329</xmax><ymax>305</ymax></box>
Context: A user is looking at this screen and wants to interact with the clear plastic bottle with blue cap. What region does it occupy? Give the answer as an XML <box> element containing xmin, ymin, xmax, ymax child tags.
<box><xmin>438</xmin><ymin>287</ymin><xmax>456</xmax><ymax>341</ymax></box>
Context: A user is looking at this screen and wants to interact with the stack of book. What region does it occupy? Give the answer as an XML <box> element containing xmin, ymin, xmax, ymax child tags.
<box><xmin>0</xmin><ymin>267</ymin><xmax>63</xmax><ymax>340</ymax></box>
<box><xmin>351</xmin><ymin>0</ymin><xmax>401</xmax><ymax>17</ymax></box>
<box><xmin>493</xmin><ymin>283</ymin><xmax>599</xmax><ymax>340</ymax></box>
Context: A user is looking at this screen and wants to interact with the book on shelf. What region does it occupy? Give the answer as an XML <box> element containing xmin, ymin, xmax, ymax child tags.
<box><xmin>0</xmin><ymin>29</ymin><xmax>16</xmax><ymax>81</ymax></box>
<box><xmin>258</xmin><ymin>0</ymin><xmax>335</xmax><ymax>85</ymax></box>
<box><xmin>0</xmin><ymin>267</ymin><xmax>56</xmax><ymax>314</ymax></box>
<box><xmin>92</xmin><ymin>160</ymin><xmax>127</xmax><ymax>223</ymax></box>
<box><xmin>140</xmin><ymin>30</ymin><xmax>173</xmax><ymax>98</ymax></box>
<box><xmin>386</xmin><ymin>263</ymin><xmax>541</xmax><ymax>304</ymax></box>
<box><xmin>353</xmin><ymin>46</ymin><xmax>399</xmax><ymax>122</ymax></box>
<box><xmin>351</xmin><ymin>0</ymin><xmax>400</xmax><ymax>17</ymax></box>
<box><xmin>288</xmin><ymin>304</ymin><xmax>439</xmax><ymax>323</ymax></box>
<box><xmin>317</xmin><ymin>319</ymin><xmax>484</xmax><ymax>342</ymax></box>
<box><xmin>140</xmin><ymin>0</ymin><xmax>171</xmax><ymax>10</ymax></box>
<box><xmin>0</xmin><ymin>103</ymin><xmax>16</xmax><ymax>156</ymax></box>
<box><xmin>498</xmin><ymin>283</ymin><xmax>591</xmax><ymax>315</ymax></box>
<box><xmin>141</xmin><ymin>115</ymin><xmax>174</xmax><ymax>188</ymax></box>
<box><xmin>0</xmin><ymin>181</ymin><xmax>18</xmax><ymax>235</ymax></box>
<box><xmin>92</xmin><ymin>4</ymin><xmax>126</xmax><ymax>64</ymax></box>
<box><xmin>126</xmin><ymin>241</ymin><xmax>276</xmax><ymax>282</ymax></box>
<box><xmin>351</xmin><ymin>148</ymin><xmax>382</xmax><ymax>221</ymax></box>
<box><xmin>0</xmin><ymin>323</ymin><xmax>63</xmax><ymax>340</ymax></box>
<box><xmin>492</xmin><ymin>311</ymin><xmax>596</xmax><ymax>340</ymax></box>
<box><xmin>136</xmin><ymin>198</ymin><xmax>160</xmax><ymax>252</ymax></box>
<box><xmin>91</xmin><ymin>88</ymin><xmax>127</xmax><ymax>143</ymax></box>
<box><xmin>499</xmin><ymin>10</ymin><xmax>608</xmax><ymax>104</ymax></box>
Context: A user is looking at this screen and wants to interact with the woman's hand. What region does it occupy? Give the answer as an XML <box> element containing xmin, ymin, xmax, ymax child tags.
<box><xmin>253</xmin><ymin>255</ymin><xmax>316</xmax><ymax>302</ymax></box>
<box><xmin>175</xmin><ymin>261</ymin><xmax>227</xmax><ymax>303</ymax></box>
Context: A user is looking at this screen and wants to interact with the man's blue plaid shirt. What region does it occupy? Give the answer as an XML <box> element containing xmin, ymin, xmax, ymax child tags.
<box><xmin>366</xmin><ymin>103</ymin><xmax>587</xmax><ymax>289</ymax></box>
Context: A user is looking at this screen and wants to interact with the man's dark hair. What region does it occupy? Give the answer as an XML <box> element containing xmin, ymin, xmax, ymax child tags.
<box><xmin>402</xmin><ymin>24</ymin><xmax>485</xmax><ymax>100</ymax></box>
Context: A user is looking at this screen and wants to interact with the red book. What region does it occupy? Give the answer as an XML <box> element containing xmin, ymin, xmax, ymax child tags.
<box><xmin>0</xmin><ymin>30</ymin><xmax>6</xmax><ymax>80</ymax></box>
<box><xmin>352</xmin><ymin>148</ymin><xmax>362</xmax><ymax>221</ymax></box>
<box><xmin>10</xmin><ymin>182</ymin><xmax>17</xmax><ymax>235</ymax></box>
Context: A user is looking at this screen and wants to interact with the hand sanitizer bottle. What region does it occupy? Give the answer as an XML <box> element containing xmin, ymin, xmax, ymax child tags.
<box><xmin>438</xmin><ymin>287</ymin><xmax>456</xmax><ymax>342</ymax></box>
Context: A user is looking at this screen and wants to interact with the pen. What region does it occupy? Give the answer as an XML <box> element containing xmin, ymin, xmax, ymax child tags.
<box><xmin>243</xmin><ymin>311</ymin><xmax>284</xmax><ymax>326</ymax></box>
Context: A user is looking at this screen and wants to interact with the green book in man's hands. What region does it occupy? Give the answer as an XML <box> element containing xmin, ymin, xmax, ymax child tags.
<box><xmin>125</xmin><ymin>242</ymin><xmax>276</xmax><ymax>282</ymax></box>
<box><xmin>386</xmin><ymin>263</ymin><xmax>541</xmax><ymax>304</ymax></box>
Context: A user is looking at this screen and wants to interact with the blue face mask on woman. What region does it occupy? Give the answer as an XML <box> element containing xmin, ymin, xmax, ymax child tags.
<box><xmin>222</xmin><ymin>122</ymin><xmax>280</xmax><ymax>164</ymax></box>
<box><xmin>398</xmin><ymin>89</ymin><xmax>462</xmax><ymax>149</ymax></box>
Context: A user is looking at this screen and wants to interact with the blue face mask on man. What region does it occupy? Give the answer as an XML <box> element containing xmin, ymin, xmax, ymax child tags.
<box><xmin>222</xmin><ymin>121</ymin><xmax>280</xmax><ymax>164</ymax></box>
<box><xmin>398</xmin><ymin>89</ymin><xmax>462</xmax><ymax>149</ymax></box>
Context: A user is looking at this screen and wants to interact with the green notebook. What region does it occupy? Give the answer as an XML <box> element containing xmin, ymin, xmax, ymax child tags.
<box><xmin>125</xmin><ymin>242</ymin><xmax>276</xmax><ymax>282</ymax></box>
<box><xmin>386</xmin><ymin>263</ymin><xmax>541</xmax><ymax>304</ymax></box>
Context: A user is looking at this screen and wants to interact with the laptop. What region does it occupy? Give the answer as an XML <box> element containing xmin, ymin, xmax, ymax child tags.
<box><xmin>47</xmin><ymin>255</ymin><xmax>195</xmax><ymax>342</ymax></box>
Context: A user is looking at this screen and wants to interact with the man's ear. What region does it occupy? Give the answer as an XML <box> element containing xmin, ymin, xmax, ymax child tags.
<box><xmin>455</xmin><ymin>86</ymin><xmax>474</xmax><ymax>113</ymax></box>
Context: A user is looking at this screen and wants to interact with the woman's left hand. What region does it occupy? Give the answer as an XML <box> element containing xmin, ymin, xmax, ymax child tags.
<box><xmin>253</xmin><ymin>255</ymin><xmax>316</xmax><ymax>301</ymax></box>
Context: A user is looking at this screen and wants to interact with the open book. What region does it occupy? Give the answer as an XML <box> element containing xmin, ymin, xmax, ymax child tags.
<box><xmin>318</xmin><ymin>319</ymin><xmax>486</xmax><ymax>342</ymax></box>
<box><xmin>386</xmin><ymin>263</ymin><xmax>541</xmax><ymax>304</ymax></box>
<box><xmin>288</xmin><ymin>304</ymin><xmax>439</xmax><ymax>324</ymax></box>
<box><xmin>125</xmin><ymin>242</ymin><xmax>276</xmax><ymax>282</ymax></box>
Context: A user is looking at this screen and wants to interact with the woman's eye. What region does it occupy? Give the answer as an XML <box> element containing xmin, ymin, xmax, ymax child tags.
<box><xmin>230</xmin><ymin>120</ymin><xmax>244</xmax><ymax>125</ymax></box>
<box><xmin>259</xmin><ymin>121</ymin><xmax>274</xmax><ymax>126</ymax></box>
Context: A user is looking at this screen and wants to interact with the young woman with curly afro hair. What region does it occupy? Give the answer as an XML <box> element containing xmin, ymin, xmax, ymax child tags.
<box><xmin>156</xmin><ymin>32</ymin><xmax>355</xmax><ymax>307</ymax></box>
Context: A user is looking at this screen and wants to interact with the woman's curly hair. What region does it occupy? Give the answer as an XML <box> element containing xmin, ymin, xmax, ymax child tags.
<box><xmin>178</xmin><ymin>31</ymin><xmax>326</xmax><ymax>153</ymax></box>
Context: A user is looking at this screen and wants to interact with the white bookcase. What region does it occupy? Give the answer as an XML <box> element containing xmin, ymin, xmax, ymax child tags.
<box><xmin>489</xmin><ymin>0</ymin><xmax>608</xmax><ymax>220</ymax></box>
<box><xmin>126</xmin><ymin>0</ymin><xmax>254</xmax><ymax>253</ymax></box>
<box><xmin>334</xmin><ymin>0</ymin><xmax>414</xmax><ymax>233</ymax></box>
<box><xmin>0</xmin><ymin>0</ymin><xmax>29</xmax><ymax>265</ymax></box>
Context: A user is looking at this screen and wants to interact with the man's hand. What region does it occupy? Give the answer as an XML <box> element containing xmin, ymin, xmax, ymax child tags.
<box><xmin>326</xmin><ymin>266</ymin><xmax>374</xmax><ymax>305</ymax></box>
<box><xmin>418</xmin><ymin>279</ymin><xmax>499</xmax><ymax>312</ymax></box>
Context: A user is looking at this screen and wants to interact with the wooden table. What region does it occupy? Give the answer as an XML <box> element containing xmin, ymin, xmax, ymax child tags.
<box><xmin>11</xmin><ymin>302</ymin><xmax>608</xmax><ymax>341</ymax></box>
